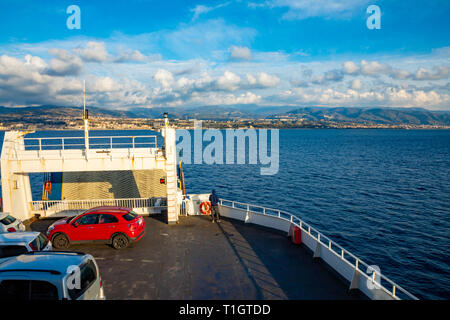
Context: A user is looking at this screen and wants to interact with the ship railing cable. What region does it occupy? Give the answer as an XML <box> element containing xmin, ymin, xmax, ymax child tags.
<box><xmin>218</xmin><ymin>198</ymin><xmax>419</xmax><ymax>300</ymax></box>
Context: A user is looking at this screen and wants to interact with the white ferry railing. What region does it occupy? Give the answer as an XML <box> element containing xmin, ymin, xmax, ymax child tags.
<box><xmin>219</xmin><ymin>198</ymin><xmax>419</xmax><ymax>300</ymax></box>
<box><xmin>23</xmin><ymin>135</ymin><xmax>158</xmax><ymax>151</ymax></box>
<box><xmin>31</xmin><ymin>197</ymin><xmax>167</xmax><ymax>214</ymax></box>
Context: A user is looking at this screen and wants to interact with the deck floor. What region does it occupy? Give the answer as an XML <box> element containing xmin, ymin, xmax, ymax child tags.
<box><xmin>30</xmin><ymin>215</ymin><xmax>363</xmax><ymax>300</ymax></box>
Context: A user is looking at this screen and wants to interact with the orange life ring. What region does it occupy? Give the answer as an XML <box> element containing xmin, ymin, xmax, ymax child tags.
<box><xmin>200</xmin><ymin>201</ymin><xmax>211</xmax><ymax>215</ymax></box>
<box><xmin>44</xmin><ymin>181</ymin><xmax>52</xmax><ymax>193</ymax></box>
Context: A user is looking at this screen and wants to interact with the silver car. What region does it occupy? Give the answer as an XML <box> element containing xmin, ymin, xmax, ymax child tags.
<box><xmin>0</xmin><ymin>251</ymin><xmax>105</xmax><ymax>300</ymax></box>
<box><xmin>0</xmin><ymin>213</ymin><xmax>25</xmax><ymax>233</ymax></box>
<box><xmin>0</xmin><ymin>232</ymin><xmax>52</xmax><ymax>264</ymax></box>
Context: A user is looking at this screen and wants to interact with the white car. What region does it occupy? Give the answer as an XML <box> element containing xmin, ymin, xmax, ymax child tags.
<box><xmin>0</xmin><ymin>251</ymin><xmax>105</xmax><ymax>300</ymax></box>
<box><xmin>0</xmin><ymin>232</ymin><xmax>52</xmax><ymax>263</ymax></box>
<box><xmin>0</xmin><ymin>213</ymin><xmax>25</xmax><ymax>233</ymax></box>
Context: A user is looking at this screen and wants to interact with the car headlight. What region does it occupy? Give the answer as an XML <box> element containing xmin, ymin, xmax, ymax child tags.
<box><xmin>47</xmin><ymin>225</ymin><xmax>54</xmax><ymax>233</ymax></box>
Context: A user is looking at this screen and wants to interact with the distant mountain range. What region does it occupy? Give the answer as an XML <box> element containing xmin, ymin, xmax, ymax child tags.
<box><xmin>1</xmin><ymin>105</ymin><xmax>449</xmax><ymax>126</ymax></box>
<box><xmin>0</xmin><ymin>105</ymin><xmax>294</xmax><ymax>120</ymax></box>
<box><xmin>280</xmin><ymin>107</ymin><xmax>450</xmax><ymax>125</ymax></box>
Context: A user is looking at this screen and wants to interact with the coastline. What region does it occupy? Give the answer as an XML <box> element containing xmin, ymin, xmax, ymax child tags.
<box><xmin>1</xmin><ymin>118</ymin><xmax>449</xmax><ymax>131</ymax></box>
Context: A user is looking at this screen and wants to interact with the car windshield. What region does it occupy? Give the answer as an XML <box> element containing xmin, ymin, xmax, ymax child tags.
<box><xmin>67</xmin><ymin>209</ymin><xmax>90</xmax><ymax>223</ymax></box>
<box><xmin>0</xmin><ymin>215</ymin><xmax>16</xmax><ymax>225</ymax></box>
<box><xmin>30</xmin><ymin>233</ymin><xmax>49</xmax><ymax>251</ymax></box>
<box><xmin>122</xmin><ymin>211</ymin><xmax>138</xmax><ymax>221</ymax></box>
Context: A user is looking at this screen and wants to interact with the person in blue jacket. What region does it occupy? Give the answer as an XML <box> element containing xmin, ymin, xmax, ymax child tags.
<box><xmin>209</xmin><ymin>189</ymin><xmax>220</xmax><ymax>223</ymax></box>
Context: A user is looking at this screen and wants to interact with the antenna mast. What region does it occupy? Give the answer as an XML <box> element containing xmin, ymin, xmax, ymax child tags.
<box><xmin>83</xmin><ymin>80</ymin><xmax>89</xmax><ymax>151</ymax></box>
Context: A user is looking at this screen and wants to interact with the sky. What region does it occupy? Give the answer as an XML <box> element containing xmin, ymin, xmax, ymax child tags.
<box><xmin>0</xmin><ymin>0</ymin><xmax>449</xmax><ymax>110</ymax></box>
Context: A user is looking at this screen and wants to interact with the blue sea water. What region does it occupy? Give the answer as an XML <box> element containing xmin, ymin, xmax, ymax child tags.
<box><xmin>0</xmin><ymin>129</ymin><xmax>449</xmax><ymax>299</ymax></box>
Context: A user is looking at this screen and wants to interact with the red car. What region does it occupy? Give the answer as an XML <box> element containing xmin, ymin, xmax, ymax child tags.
<box><xmin>46</xmin><ymin>206</ymin><xmax>145</xmax><ymax>250</ymax></box>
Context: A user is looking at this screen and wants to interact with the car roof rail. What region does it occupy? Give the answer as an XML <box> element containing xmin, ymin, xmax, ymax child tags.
<box><xmin>0</xmin><ymin>269</ymin><xmax>61</xmax><ymax>275</ymax></box>
<box><xmin>24</xmin><ymin>251</ymin><xmax>86</xmax><ymax>256</ymax></box>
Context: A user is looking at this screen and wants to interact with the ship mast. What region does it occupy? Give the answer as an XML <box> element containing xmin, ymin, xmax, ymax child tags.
<box><xmin>83</xmin><ymin>80</ymin><xmax>89</xmax><ymax>151</ymax></box>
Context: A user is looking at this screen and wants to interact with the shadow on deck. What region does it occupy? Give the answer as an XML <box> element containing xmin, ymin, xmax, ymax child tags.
<box><xmin>30</xmin><ymin>215</ymin><xmax>365</xmax><ymax>300</ymax></box>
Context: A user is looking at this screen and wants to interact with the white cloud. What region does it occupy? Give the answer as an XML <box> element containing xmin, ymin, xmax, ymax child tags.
<box><xmin>324</xmin><ymin>70</ymin><xmax>344</xmax><ymax>82</ymax></box>
<box><xmin>0</xmin><ymin>54</ymin><xmax>75</xmax><ymax>106</ymax></box>
<box><xmin>0</xmin><ymin>31</ymin><xmax>449</xmax><ymax>111</ymax></box>
<box><xmin>360</xmin><ymin>60</ymin><xmax>390</xmax><ymax>76</ymax></box>
<box><xmin>147</xmin><ymin>70</ymin><xmax>278</xmax><ymax>107</ymax></box>
<box><xmin>414</xmin><ymin>66</ymin><xmax>450</xmax><ymax>80</ymax></box>
<box><xmin>280</xmin><ymin>85</ymin><xmax>448</xmax><ymax>109</ymax></box>
<box><xmin>0</xmin><ymin>53</ymin><xmax>152</xmax><ymax>108</ymax></box>
<box><xmin>191</xmin><ymin>5</ymin><xmax>214</xmax><ymax>21</ymax></box>
<box><xmin>217</xmin><ymin>70</ymin><xmax>241</xmax><ymax>91</ymax></box>
<box><xmin>390</xmin><ymin>68</ymin><xmax>411</xmax><ymax>80</ymax></box>
<box><xmin>190</xmin><ymin>2</ymin><xmax>231</xmax><ymax>21</ymax></box>
<box><xmin>75</xmin><ymin>41</ymin><xmax>109</xmax><ymax>62</ymax></box>
<box><xmin>114</xmin><ymin>50</ymin><xmax>152</xmax><ymax>63</ymax></box>
<box><xmin>91</xmin><ymin>77</ymin><xmax>121</xmax><ymax>93</ymax></box>
<box><xmin>24</xmin><ymin>54</ymin><xmax>47</xmax><ymax>71</ymax></box>
<box><xmin>341</xmin><ymin>59</ymin><xmax>450</xmax><ymax>83</ymax></box>
<box><xmin>190</xmin><ymin>91</ymin><xmax>261</xmax><ymax>105</ymax></box>
<box><xmin>385</xmin><ymin>87</ymin><xmax>445</xmax><ymax>107</ymax></box>
<box><xmin>250</xmin><ymin>0</ymin><xmax>371</xmax><ymax>20</ymax></box>
<box><xmin>311</xmin><ymin>74</ymin><xmax>324</xmax><ymax>84</ymax></box>
<box><xmin>154</xmin><ymin>69</ymin><xmax>175</xmax><ymax>89</ymax></box>
<box><xmin>350</xmin><ymin>79</ymin><xmax>362</xmax><ymax>90</ymax></box>
<box><xmin>46</xmin><ymin>49</ymin><xmax>83</xmax><ymax>76</ymax></box>
<box><xmin>231</xmin><ymin>91</ymin><xmax>261</xmax><ymax>104</ymax></box>
<box><xmin>245</xmin><ymin>72</ymin><xmax>280</xmax><ymax>88</ymax></box>
<box><xmin>230</xmin><ymin>45</ymin><xmax>252</xmax><ymax>61</ymax></box>
<box><xmin>343</xmin><ymin>61</ymin><xmax>360</xmax><ymax>74</ymax></box>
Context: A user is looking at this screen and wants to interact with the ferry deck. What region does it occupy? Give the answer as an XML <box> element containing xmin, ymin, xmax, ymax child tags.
<box><xmin>29</xmin><ymin>215</ymin><xmax>364</xmax><ymax>300</ymax></box>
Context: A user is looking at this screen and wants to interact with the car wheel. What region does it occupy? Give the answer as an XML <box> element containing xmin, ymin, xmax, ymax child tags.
<box><xmin>53</xmin><ymin>233</ymin><xmax>70</xmax><ymax>249</ymax></box>
<box><xmin>112</xmin><ymin>234</ymin><xmax>129</xmax><ymax>250</ymax></box>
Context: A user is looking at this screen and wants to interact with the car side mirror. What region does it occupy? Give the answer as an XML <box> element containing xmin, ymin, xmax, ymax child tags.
<box><xmin>72</xmin><ymin>222</ymin><xmax>78</xmax><ymax>228</ymax></box>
